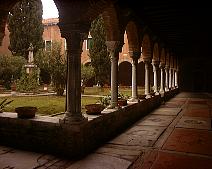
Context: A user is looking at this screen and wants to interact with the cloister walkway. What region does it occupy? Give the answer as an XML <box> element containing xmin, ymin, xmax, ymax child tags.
<box><xmin>0</xmin><ymin>92</ymin><xmax>211</xmax><ymax>169</ymax></box>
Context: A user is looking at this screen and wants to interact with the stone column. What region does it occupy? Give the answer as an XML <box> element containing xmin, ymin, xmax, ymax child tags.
<box><xmin>169</xmin><ymin>68</ymin><xmax>172</xmax><ymax>89</ymax></box>
<box><xmin>152</xmin><ymin>61</ymin><xmax>160</xmax><ymax>95</ymax></box>
<box><xmin>165</xmin><ymin>65</ymin><xmax>169</xmax><ymax>91</ymax></box>
<box><xmin>159</xmin><ymin>63</ymin><xmax>165</xmax><ymax>95</ymax></box>
<box><xmin>144</xmin><ymin>60</ymin><xmax>151</xmax><ymax>99</ymax></box>
<box><xmin>61</xmin><ymin>30</ymin><xmax>88</xmax><ymax>124</ymax></box>
<box><xmin>172</xmin><ymin>69</ymin><xmax>175</xmax><ymax>88</ymax></box>
<box><xmin>129</xmin><ymin>51</ymin><xmax>141</xmax><ymax>102</ymax></box>
<box><xmin>106</xmin><ymin>41</ymin><xmax>120</xmax><ymax>108</ymax></box>
<box><xmin>175</xmin><ymin>69</ymin><xmax>178</xmax><ymax>88</ymax></box>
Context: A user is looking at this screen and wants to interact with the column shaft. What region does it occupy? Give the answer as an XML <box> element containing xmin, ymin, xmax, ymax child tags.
<box><xmin>165</xmin><ymin>66</ymin><xmax>169</xmax><ymax>91</ymax></box>
<box><xmin>63</xmin><ymin>32</ymin><xmax>85</xmax><ymax>123</ymax></box>
<box><xmin>159</xmin><ymin>64</ymin><xmax>165</xmax><ymax>94</ymax></box>
<box><xmin>111</xmin><ymin>53</ymin><xmax>119</xmax><ymax>107</ymax></box>
<box><xmin>144</xmin><ymin>61</ymin><xmax>151</xmax><ymax>98</ymax></box>
<box><xmin>152</xmin><ymin>62</ymin><xmax>159</xmax><ymax>94</ymax></box>
<box><xmin>106</xmin><ymin>41</ymin><xmax>120</xmax><ymax>108</ymax></box>
<box><xmin>132</xmin><ymin>58</ymin><xmax>138</xmax><ymax>100</ymax></box>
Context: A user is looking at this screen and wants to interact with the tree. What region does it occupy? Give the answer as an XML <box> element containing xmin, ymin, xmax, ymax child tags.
<box><xmin>0</xmin><ymin>54</ymin><xmax>26</xmax><ymax>89</ymax></box>
<box><xmin>8</xmin><ymin>0</ymin><xmax>44</xmax><ymax>59</ymax></box>
<box><xmin>81</xmin><ymin>64</ymin><xmax>95</xmax><ymax>86</ymax></box>
<box><xmin>89</xmin><ymin>15</ymin><xmax>110</xmax><ymax>86</ymax></box>
<box><xmin>34</xmin><ymin>49</ymin><xmax>51</xmax><ymax>85</ymax></box>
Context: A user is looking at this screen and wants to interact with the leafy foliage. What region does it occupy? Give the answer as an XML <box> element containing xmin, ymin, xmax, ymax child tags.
<box><xmin>48</xmin><ymin>42</ymin><xmax>66</xmax><ymax>95</ymax></box>
<box><xmin>35</xmin><ymin>49</ymin><xmax>51</xmax><ymax>85</ymax></box>
<box><xmin>89</xmin><ymin>15</ymin><xmax>110</xmax><ymax>86</ymax></box>
<box><xmin>0</xmin><ymin>54</ymin><xmax>26</xmax><ymax>89</ymax></box>
<box><xmin>0</xmin><ymin>99</ymin><xmax>14</xmax><ymax>113</ymax></box>
<box><xmin>16</xmin><ymin>67</ymin><xmax>39</xmax><ymax>92</ymax></box>
<box><xmin>8</xmin><ymin>0</ymin><xmax>44</xmax><ymax>59</ymax></box>
<box><xmin>81</xmin><ymin>64</ymin><xmax>95</xmax><ymax>85</ymax></box>
<box><xmin>35</xmin><ymin>41</ymin><xmax>66</xmax><ymax>95</ymax></box>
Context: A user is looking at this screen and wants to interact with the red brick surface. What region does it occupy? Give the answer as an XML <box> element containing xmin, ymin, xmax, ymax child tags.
<box><xmin>163</xmin><ymin>128</ymin><xmax>212</xmax><ymax>156</ymax></box>
<box><xmin>184</xmin><ymin>109</ymin><xmax>210</xmax><ymax>118</ymax></box>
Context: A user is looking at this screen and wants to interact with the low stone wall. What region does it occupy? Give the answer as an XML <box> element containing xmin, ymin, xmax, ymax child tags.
<box><xmin>0</xmin><ymin>91</ymin><xmax>177</xmax><ymax>159</ymax></box>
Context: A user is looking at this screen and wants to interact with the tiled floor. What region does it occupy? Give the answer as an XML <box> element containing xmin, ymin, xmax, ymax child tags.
<box><xmin>129</xmin><ymin>92</ymin><xmax>212</xmax><ymax>169</ymax></box>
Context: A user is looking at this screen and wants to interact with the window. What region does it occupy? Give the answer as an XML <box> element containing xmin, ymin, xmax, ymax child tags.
<box><xmin>86</xmin><ymin>36</ymin><xmax>93</xmax><ymax>50</ymax></box>
<box><xmin>45</xmin><ymin>40</ymin><xmax>52</xmax><ymax>51</ymax></box>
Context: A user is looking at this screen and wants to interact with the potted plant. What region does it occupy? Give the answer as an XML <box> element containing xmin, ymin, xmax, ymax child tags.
<box><xmin>85</xmin><ymin>103</ymin><xmax>105</xmax><ymax>115</ymax></box>
<box><xmin>117</xmin><ymin>93</ymin><xmax>128</xmax><ymax>106</ymax></box>
<box><xmin>15</xmin><ymin>106</ymin><xmax>37</xmax><ymax>118</ymax></box>
<box><xmin>0</xmin><ymin>98</ymin><xmax>14</xmax><ymax>113</ymax></box>
<box><xmin>98</xmin><ymin>93</ymin><xmax>129</xmax><ymax>108</ymax></box>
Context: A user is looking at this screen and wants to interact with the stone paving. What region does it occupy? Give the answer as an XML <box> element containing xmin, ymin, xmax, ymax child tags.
<box><xmin>0</xmin><ymin>92</ymin><xmax>212</xmax><ymax>169</ymax></box>
<box><xmin>129</xmin><ymin>92</ymin><xmax>212</xmax><ymax>169</ymax></box>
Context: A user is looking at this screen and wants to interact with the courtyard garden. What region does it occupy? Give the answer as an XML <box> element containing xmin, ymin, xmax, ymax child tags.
<box><xmin>0</xmin><ymin>86</ymin><xmax>145</xmax><ymax>116</ymax></box>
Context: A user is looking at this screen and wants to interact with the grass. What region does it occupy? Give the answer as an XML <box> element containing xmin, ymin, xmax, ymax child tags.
<box><xmin>84</xmin><ymin>86</ymin><xmax>145</xmax><ymax>96</ymax></box>
<box><xmin>0</xmin><ymin>86</ymin><xmax>145</xmax><ymax>116</ymax></box>
<box><xmin>1</xmin><ymin>96</ymin><xmax>100</xmax><ymax>116</ymax></box>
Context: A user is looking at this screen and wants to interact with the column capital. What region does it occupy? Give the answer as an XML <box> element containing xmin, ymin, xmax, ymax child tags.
<box><xmin>165</xmin><ymin>65</ymin><xmax>170</xmax><ymax>69</ymax></box>
<box><xmin>128</xmin><ymin>51</ymin><xmax>141</xmax><ymax>60</ymax></box>
<box><xmin>58</xmin><ymin>22</ymin><xmax>89</xmax><ymax>40</ymax></box>
<box><xmin>105</xmin><ymin>41</ymin><xmax>120</xmax><ymax>53</ymax></box>
<box><xmin>159</xmin><ymin>62</ymin><xmax>165</xmax><ymax>68</ymax></box>
<box><xmin>152</xmin><ymin>60</ymin><xmax>160</xmax><ymax>66</ymax></box>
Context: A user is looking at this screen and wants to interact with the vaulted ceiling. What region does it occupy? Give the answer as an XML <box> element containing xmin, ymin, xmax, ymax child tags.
<box><xmin>117</xmin><ymin>1</ymin><xmax>211</xmax><ymax>59</ymax></box>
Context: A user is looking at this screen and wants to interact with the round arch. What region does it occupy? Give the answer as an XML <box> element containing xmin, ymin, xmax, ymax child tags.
<box><xmin>153</xmin><ymin>42</ymin><xmax>159</xmax><ymax>62</ymax></box>
<box><xmin>142</xmin><ymin>33</ymin><xmax>152</xmax><ymax>60</ymax></box>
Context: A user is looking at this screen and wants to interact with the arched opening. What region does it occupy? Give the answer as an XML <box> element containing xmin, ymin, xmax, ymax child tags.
<box><xmin>118</xmin><ymin>61</ymin><xmax>131</xmax><ymax>86</ymax></box>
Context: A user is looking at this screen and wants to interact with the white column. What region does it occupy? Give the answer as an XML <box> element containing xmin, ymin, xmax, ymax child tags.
<box><xmin>144</xmin><ymin>61</ymin><xmax>151</xmax><ymax>98</ymax></box>
<box><xmin>175</xmin><ymin>70</ymin><xmax>178</xmax><ymax>88</ymax></box>
<box><xmin>165</xmin><ymin>66</ymin><xmax>169</xmax><ymax>91</ymax></box>
<box><xmin>106</xmin><ymin>41</ymin><xmax>120</xmax><ymax>108</ymax></box>
<box><xmin>152</xmin><ymin>61</ymin><xmax>159</xmax><ymax>95</ymax></box>
<box><xmin>172</xmin><ymin>69</ymin><xmax>175</xmax><ymax>88</ymax></box>
<box><xmin>159</xmin><ymin>63</ymin><xmax>165</xmax><ymax>94</ymax></box>
<box><xmin>169</xmin><ymin>68</ymin><xmax>172</xmax><ymax>89</ymax></box>
<box><xmin>129</xmin><ymin>51</ymin><xmax>140</xmax><ymax>102</ymax></box>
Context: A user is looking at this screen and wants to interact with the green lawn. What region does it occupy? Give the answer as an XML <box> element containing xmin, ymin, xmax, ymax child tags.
<box><xmin>84</xmin><ymin>86</ymin><xmax>145</xmax><ymax>96</ymax></box>
<box><xmin>1</xmin><ymin>86</ymin><xmax>145</xmax><ymax>116</ymax></box>
<box><xmin>1</xmin><ymin>96</ymin><xmax>100</xmax><ymax>116</ymax></box>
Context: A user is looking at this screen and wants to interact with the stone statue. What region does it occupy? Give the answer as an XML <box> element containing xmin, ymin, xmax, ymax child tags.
<box><xmin>28</xmin><ymin>43</ymin><xmax>34</xmax><ymax>63</ymax></box>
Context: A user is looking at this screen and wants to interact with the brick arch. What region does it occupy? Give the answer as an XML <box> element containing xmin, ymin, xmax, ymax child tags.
<box><xmin>118</xmin><ymin>58</ymin><xmax>131</xmax><ymax>65</ymax></box>
<box><xmin>126</xmin><ymin>21</ymin><xmax>140</xmax><ymax>52</ymax></box>
<box><xmin>142</xmin><ymin>34</ymin><xmax>152</xmax><ymax>60</ymax></box>
<box><xmin>102</xmin><ymin>4</ymin><xmax>120</xmax><ymax>41</ymax></box>
<box><xmin>153</xmin><ymin>42</ymin><xmax>159</xmax><ymax>61</ymax></box>
<box><xmin>0</xmin><ymin>0</ymin><xmax>22</xmax><ymax>44</ymax></box>
<box><xmin>118</xmin><ymin>61</ymin><xmax>131</xmax><ymax>86</ymax></box>
<box><xmin>160</xmin><ymin>48</ymin><xmax>166</xmax><ymax>65</ymax></box>
<box><xmin>165</xmin><ymin>50</ymin><xmax>170</xmax><ymax>67</ymax></box>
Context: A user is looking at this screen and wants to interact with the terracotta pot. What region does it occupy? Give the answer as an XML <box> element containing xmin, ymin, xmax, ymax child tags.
<box><xmin>85</xmin><ymin>104</ymin><xmax>104</xmax><ymax>115</ymax></box>
<box><xmin>15</xmin><ymin>106</ymin><xmax>37</xmax><ymax>119</ymax></box>
<box><xmin>118</xmin><ymin>99</ymin><xmax>127</xmax><ymax>106</ymax></box>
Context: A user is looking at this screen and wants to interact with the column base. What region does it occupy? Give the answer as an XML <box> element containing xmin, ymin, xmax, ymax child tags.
<box><xmin>60</xmin><ymin>112</ymin><xmax>88</xmax><ymax>125</ymax></box>
<box><xmin>154</xmin><ymin>91</ymin><xmax>160</xmax><ymax>95</ymax></box>
<box><xmin>145</xmin><ymin>94</ymin><xmax>152</xmax><ymax>99</ymax></box>
<box><xmin>128</xmin><ymin>98</ymin><xmax>139</xmax><ymax>103</ymax></box>
<box><xmin>106</xmin><ymin>104</ymin><xmax>121</xmax><ymax>110</ymax></box>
